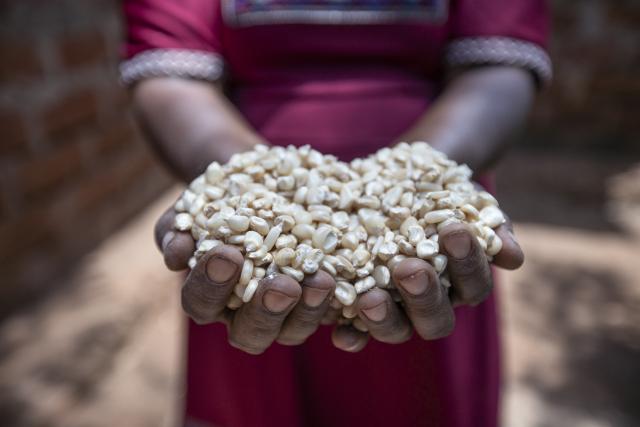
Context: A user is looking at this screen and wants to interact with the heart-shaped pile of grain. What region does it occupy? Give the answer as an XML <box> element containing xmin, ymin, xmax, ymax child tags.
<box><xmin>172</xmin><ymin>142</ymin><xmax>506</xmax><ymax>320</ymax></box>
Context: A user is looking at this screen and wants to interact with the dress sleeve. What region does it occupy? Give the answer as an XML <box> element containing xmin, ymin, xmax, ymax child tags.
<box><xmin>444</xmin><ymin>0</ymin><xmax>552</xmax><ymax>85</ymax></box>
<box><xmin>120</xmin><ymin>0</ymin><xmax>225</xmax><ymax>86</ymax></box>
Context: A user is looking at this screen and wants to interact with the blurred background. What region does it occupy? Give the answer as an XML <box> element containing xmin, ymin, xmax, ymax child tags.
<box><xmin>0</xmin><ymin>1</ymin><xmax>638</xmax><ymax>426</ymax></box>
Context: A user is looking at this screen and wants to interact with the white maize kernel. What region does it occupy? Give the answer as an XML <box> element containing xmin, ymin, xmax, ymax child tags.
<box><xmin>355</xmin><ymin>276</ymin><xmax>376</xmax><ymax>294</ymax></box>
<box><xmin>416</xmin><ymin>239</ymin><xmax>438</xmax><ymax>259</ymax></box>
<box><xmin>249</xmin><ymin>216</ymin><xmax>270</xmax><ymax>235</ymax></box>
<box><xmin>424</xmin><ymin>209</ymin><xmax>454</xmax><ymax>224</ymax></box>
<box><xmin>432</xmin><ymin>254</ymin><xmax>448</xmax><ymax>274</ymax></box>
<box><xmin>174</xmin><ymin>213</ymin><xmax>194</xmax><ymax>231</ymax></box>
<box><xmin>479</xmin><ymin>205</ymin><xmax>506</xmax><ymax>228</ymax></box>
<box><xmin>373</xmin><ymin>265</ymin><xmax>391</xmax><ymax>287</ymax></box>
<box><xmin>244</xmin><ymin>231</ymin><xmax>264</xmax><ymax>252</ymax></box>
<box><xmin>281</xmin><ymin>266</ymin><xmax>304</xmax><ymax>282</ymax></box>
<box><xmin>335</xmin><ymin>281</ymin><xmax>357</xmax><ymax>306</ymax></box>
<box><xmin>228</xmin><ymin>215</ymin><xmax>250</xmax><ymax>233</ymax></box>
<box><xmin>239</xmin><ymin>260</ymin><xmax>254</xmax><ymax>286</ymax></box>
<box><xmin>242</xmin><ymin>279</ymin><xmax>260</xmax><ymax>303</ymax></box>
<box><xmin>274</xmin><ymin>247</ymin><xmax>295</xmax><ymax>266</ymax></box>
<box><xmin>263</xmin><ymin>224</ymin><xmax>283</xmax><ymax>251</ymax></box>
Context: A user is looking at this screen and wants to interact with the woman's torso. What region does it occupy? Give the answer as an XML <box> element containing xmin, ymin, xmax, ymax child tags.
<box><xmin>185</xmin><ymin>2</ymin><xmax>501</xmax><ymax>426</ymax></box>
<box><xmin>218</xmin><ymin>0</ymin><xmax>451</xmax><ymax>158</ymax></box>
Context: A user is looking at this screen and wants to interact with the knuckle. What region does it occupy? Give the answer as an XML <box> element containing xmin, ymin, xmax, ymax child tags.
<box><xmin>372</xmin><ymin>314</ymin><xmax>412</xmax><ymax>344</ymax></box>
<box><xmin>181</xmin><ymin>286</ymin><xmax>216</xmax><ymax>324</ymax></box>
<box><xmin>417</xmin><ymin>311</ymin><xmax>455</xmax><ymax>340</ymax></box>
<box><xmin>459</xmin><ymin>278</ymin><xmax>493</xmax><ymax>305</ymax></box>
<box><xmin>408</xmin><ymin>283</ymin><xmax>446</xmax><ymax>318</ymax></box>
<box><xmin>293</xmin><ymin>304</ymin><xmax>325</xmax><ymax>323</ymax></box>
<box><xmin>279</xmin><ymin>315</ymin><xmax>321</xmax><ymax>343</ymax></box>
<box><xmin>228</xmin><ymin>334</ymin><xmax>266</xmax><ymax>355</ymax></box>
<box><xmin>451</xmin><ymin>249</ymin><xmax>486</xmax><ymax>279</ymax></box>
<box><xmin>379</xmin><ymin>324</ymin><xmax>412</xmax><ymax>344</ymax></box>
<box><xmin>423</xmin><ymin>281</ymin><xmax>446</xmax><ymax>308</ymax></box>
<box><xmin>251</xmin><ymin>309</ymin><xmax>285</xmax><ymax>330</ymax></box>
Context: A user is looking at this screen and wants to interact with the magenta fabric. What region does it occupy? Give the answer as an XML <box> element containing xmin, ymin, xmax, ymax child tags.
<box><xmin>186</xmin><ymin>301</ymin><xmax>500</xmax><ymax>427</ymax></box>
<box><xmin>123</xmin><ymin>1</ymin><xmax>549</xmax><ymax>425</ymax></box>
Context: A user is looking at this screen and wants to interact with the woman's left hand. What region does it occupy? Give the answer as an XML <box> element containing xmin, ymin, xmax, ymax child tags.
<box><xmin>331</xmin><ymin>218</ymin><xmax>524</xmax><ymax>352</ymax></box>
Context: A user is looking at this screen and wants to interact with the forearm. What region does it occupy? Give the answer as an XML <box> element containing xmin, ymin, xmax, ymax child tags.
<box><xmin>131</xmin><ymin>78</ymin><xmax>266</xmax><ymax>182</ymax></box>
<box><xmin>398</xmin><ymin>66</ymin><xmax>536</xmax><ymax>174</ymax></box>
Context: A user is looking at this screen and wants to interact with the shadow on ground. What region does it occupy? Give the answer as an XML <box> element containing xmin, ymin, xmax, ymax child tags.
<box><xmin>0</xmin><ymin>192</ymin><xmax>183</xmax><ymax>427</ymax></box>
<box><xmin>514</xmin><ymin>262</ymin><xmax>640</xmax><ymax>427</ymax></box>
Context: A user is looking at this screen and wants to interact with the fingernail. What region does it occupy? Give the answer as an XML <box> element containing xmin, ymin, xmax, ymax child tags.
<box><xmin>361</xmin><ymin>302</ymin><xmax>387</xmax><ymax>322</ymax></box>
<box><xmin>303</xmin><ymin>287</ymin><xmax>330</xmax><ymax>308</ymax></box>
<box><xmin>263</xmin><ymin>290</ymin><xmax>296</xmax><ymax>313</ymax></box>
<box><xmin>206</xmin><ymin>256</ymin><xmax>237</xmax><ymax>283</ymax></box>
<box><xmin>443</xmin><ymin>231</ymin><xmax>472</xmax><ymax>259</ymax></box>
<box><xmin>162</xmin><ymin>231</ymin><xmax>175</xmax><ymax>252</ymax></box>
<box><xmin>398</xmin><ymin>269</ymin><xmax>428</xmax><ymax>296</ymax></box>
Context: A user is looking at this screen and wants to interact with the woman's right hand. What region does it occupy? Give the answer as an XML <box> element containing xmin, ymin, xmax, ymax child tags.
<box><xmin>155</xmin><ymin>206</ymin><xmax>337</xmax><ymax>355</ymax></box>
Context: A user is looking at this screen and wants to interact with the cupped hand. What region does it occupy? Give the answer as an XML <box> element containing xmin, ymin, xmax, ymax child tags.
<box><xmin>331</xmin><ymin>218</ymin><xmax>524</xmax><ymax>352</ymax></box>
<box><xmin>156</xmin><ymin>206</ymin><xmax>336</xmax><ymax>355</ymax></box>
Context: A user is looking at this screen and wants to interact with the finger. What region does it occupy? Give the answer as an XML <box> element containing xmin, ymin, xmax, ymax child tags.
<box><xmin>470</xmin><ymin>184</ymin><xmax>524</xmax><ymax>269</ymax></box>
<box><xmin>440</xmin><ymin>223</ymin><xmax>493</xmax><ymax>306</ymax></box>
<box><xmin>154</xmin><ymin>206</ymin><xmax>176</xmax><ymax>249</ymax></box>
<box><xmin>355</xmin><ymin>288</ymin><xmax>413</xmax><ymax>344</ymax></box>
<box><xmin>277</xmin><ymin>270</ymin><xmax>336</xmax><ymax>345</ymax></box>
<box><xmin>392</xmin><ymin>258</ymin><xmax>455</xmax><ymax>340</ymax></box>
<box><xmin>331</xmin><ymin>325</ymin><xmax>370</xmax><ymax>353</ymax></box>
<box><xmin>182</xmin><ymin>245</ymin><xmax>243</xmax><ymax>324</ymax></box>
<box><xmin>155</xmin><ymin>206</ymin><xmax>195</xmax><ymax>271</ymax></box>
<box><xmin>228</xmin><ymin>274</ymin><xmax>301</xmax><ymax>355</ymax></box>
<box><xmin>492</xmin><ymin>217</ymin><xmax>525</xmax><ymax>270</ymax></box>
<box><xmin>163</xmin><ymin>231</ymin><xmax>196</xmax><ymax>271</ymax></box>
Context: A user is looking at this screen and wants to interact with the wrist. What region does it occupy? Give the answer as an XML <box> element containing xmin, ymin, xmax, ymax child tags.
<box><xmin>180</xmin><ymin>133</ymin><xmax>267</xmax><ymax>182</ymax></box>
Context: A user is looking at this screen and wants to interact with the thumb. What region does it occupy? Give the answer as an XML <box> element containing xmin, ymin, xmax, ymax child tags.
<box><xmin>155</xmin><ymin>206</ymin><xmax>195</xmax><ymax>271</ymax></box>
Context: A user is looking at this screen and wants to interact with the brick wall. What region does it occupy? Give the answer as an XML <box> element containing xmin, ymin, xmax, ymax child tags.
<box><xmin>0</xmin><ymin>1</ymin><xmax>172</xmax><ymax>315</ymax></box>
<box><xmin>497</xmin><ymin>1</ymin><xmax>640</xmax><ymax>231</ymax></box>
<box><xmin>528</xmin><ymin>0</ymin><xmax>640</xmax><ymax>148</ymax></box>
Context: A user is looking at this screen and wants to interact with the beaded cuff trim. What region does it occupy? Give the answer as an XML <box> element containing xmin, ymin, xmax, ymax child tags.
<box><xmin>120</xmin><ymin>49</ymin><xmax>224</xmax><ymax>85</ymax></box>
<box><xmin>445</xmin><ymin>37</ymin><xmax>552</xmax><ymax>83</ymax></box>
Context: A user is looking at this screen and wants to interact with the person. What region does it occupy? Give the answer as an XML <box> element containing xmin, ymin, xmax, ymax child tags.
<box><xmin>121</xmin><ymin>0</ymin><xmax>550</xmax><ymax>425</ymax></box>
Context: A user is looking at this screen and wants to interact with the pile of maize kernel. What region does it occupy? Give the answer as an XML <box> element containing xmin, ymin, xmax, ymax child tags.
<box><xmin>173</xmin><ymin>142</ymin><xmax>506</xmax><ymax>317</ymax></box>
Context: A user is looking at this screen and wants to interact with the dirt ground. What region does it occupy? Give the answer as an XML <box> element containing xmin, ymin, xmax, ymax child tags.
<box><xmin>1</xmin><ymin>176</ymin><xmax>639</xmax><ymax>426</ymax></box>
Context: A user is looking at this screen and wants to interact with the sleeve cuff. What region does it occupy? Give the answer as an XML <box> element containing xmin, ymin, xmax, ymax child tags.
<box><xmin>444</xmin><ymin>37</ymin><xmax>553</xmax><ymax>85</ymax></box>
<box><xmin>119</xmin><ymin>49</ymin><xmax>225</xmax><ymax>86</ymax></box>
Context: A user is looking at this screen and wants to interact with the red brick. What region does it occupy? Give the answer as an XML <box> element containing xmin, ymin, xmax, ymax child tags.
<box><xmin>0</xmin><ymin>39</ymin><xmax>44</xmax><ymax>81</ymax></box>
<box><xmin>0</xmin><ymin>207</ymin><xmax>55</xmax><ymax>263</ymax></box>
<box><xmin>109</xmin><ymin>85</ymin><xmax>131</xmax><ymax>110</ymax></box>
<box><xmin>58</xmin><ymin>31</ymin><xmax>108</xmax><ymax>69</ymax></box>
<box><xmin>606</xmin><ymin>4</ymin><xmax>640</xmax><ymax>27</ymax></box>
<box><xmin>0</xmin><ymin>193</ymin><xmax>9</xmax><ymax>222</ymax></box>
<box><xmin>94</xmin><ymin>119</ymin><xmax>138</xmax><ymax>158</ymax></box>
<box><xmin>0</xmin><ymin>108</ymin><xmax>29</xmax><ymax>155</ymax></box>
<box><xmin>42</xmin><ymin>89</ymin><xmax>99</xmax><ymax>138</ymax></box>
<box><xmin>17</xmin><ymin>141</ymin><xmax>84</xmax><ymax>198</ymax></box>
<box><xmin>74</xmin><ymin>148</ymin><xmax>154</xmax><ymax>213</ymax></box>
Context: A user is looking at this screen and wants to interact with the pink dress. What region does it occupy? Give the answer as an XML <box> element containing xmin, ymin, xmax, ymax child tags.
<box><xmin>122</xmin><ymin>1</ymin><xmax>550</xmax><ymax>426</ymax></box>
